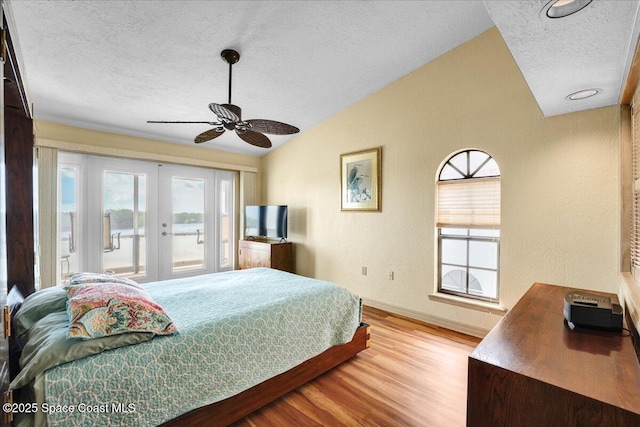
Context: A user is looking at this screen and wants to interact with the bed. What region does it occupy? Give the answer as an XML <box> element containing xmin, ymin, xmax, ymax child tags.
<box><xmin>7</xmin><ymin>268</ymin><xmax>369</xmax><ymax>427</ymax></box>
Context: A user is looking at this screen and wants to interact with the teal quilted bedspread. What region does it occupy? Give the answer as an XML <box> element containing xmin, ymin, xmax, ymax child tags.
<box><xmin>39</xmin><ymin>268</ymin><xmax>361</xmax><ymax>427</ymax></box>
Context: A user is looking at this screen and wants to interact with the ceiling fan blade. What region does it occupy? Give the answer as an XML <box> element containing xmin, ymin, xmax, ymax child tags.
<box><xmin>209</xmin><ymin>103</ymin><xmax>240</xmax><ymax>122</ymax></box>
<box><xmin>245</xmin><ymin>119</ymin><xmax>300</xmax><ymax>135</ymax></box>
<box><xmin>147</xmin><ymin>121</ymin><xmax>222</xmax><ymax>124</ymax></box>
<box><xmin>236</xmin><ymin>130</ymin><xmax>272</xmax><ymax>148</ymax></box>
<box><xmin>194</xmin><ymin>128</ymin><xmax>225</xmax><ymax>144</ymax></box>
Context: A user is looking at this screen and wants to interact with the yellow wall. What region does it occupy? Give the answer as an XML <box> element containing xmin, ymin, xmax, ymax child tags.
<box><xmin>262</xmin><ymin>27</ymin><xmax>621</xmax><ymax>334</ymax></box>
<box><xmin>33</xmin><ymin>27</ymin><xmax>623</xmax><ymax>336</ymax></box>
<box><xmin>35</xmin><ymin>120</ymin><xmax>261</xmax><ymax>172</ymax></box>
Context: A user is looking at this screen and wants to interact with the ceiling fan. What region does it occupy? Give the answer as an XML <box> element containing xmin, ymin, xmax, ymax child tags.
<box><xmin>148</xmin><ymin>49</ymin><xmax>299</xmax><ymax>148</ymax></box>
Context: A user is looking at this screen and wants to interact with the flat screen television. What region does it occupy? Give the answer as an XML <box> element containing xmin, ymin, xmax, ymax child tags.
<box><xmin>245</xmin><ymin>205</ymin><xmax>288</xmax><ymax>240</ymax></box>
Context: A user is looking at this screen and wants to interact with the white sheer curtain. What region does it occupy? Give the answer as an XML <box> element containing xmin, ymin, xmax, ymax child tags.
<box><xmin>240</xmin><ymin>171</ymin><xmax>256</xmax><ymax>239</ymax></box>
<box><xmin>36</xmin><ymin>146</ymin><xmax>58</xmax><ymax>288</ymax></box>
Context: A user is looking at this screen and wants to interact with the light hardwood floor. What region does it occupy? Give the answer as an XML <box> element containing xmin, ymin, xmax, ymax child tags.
<box><xmin>232</xmin><ymin>306</ymin><xmax>481</xmax><ymax>427</ymax></box>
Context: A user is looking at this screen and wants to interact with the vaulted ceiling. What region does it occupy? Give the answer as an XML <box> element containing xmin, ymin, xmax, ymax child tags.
<box><xmin>8</xmin><ymin>1</ymin><xmax>640</xmax><ymax>156</ymax></box>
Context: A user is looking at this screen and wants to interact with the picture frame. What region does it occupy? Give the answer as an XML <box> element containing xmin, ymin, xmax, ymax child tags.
<box><xmin>340</xmin><ymin>147</ymin><xmax>381</xmax><ymax>212</ymax></box>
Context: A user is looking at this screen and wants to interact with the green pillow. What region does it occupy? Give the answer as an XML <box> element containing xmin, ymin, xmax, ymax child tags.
<box><xmin>14</xmin><ymin>287</ymin><xmax>68</xmax><ymax>338</ymax></box>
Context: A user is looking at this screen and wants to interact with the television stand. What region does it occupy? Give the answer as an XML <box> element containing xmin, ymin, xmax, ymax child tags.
<box><xmin>238</xmin><ymin>240</ymin><xmax>293</xmax><ymax>273</ymax></box>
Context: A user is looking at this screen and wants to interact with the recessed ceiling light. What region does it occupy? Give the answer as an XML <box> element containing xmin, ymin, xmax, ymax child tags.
<box><xmin>566</xmin><ymin>89</ymin><xmax>600</xmax><ymax>100</ymax></box>
<box><xmin>544</xmin><ymin>0</ymin><xmax>593</xmax><ymax>18</ymax></box>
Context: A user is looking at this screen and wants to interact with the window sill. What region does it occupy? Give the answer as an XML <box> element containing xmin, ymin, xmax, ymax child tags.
<box><xmin>429</xmin><ymin>292</ymin><xmax>508</xmax><ymax>315</ymax></box>
<box><xmin>620</xmin><ymin>272</ymin><xmax>640</xmax><ymax>333</ymax></box>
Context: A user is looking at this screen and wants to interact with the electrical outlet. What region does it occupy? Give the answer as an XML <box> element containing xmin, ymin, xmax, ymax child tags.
<box><xmin>362</xmin><ymin>266</ymin><xmax>367</xmax><ymax>276</ymax></box>
<box><xmin>388</xmin><ymin>271</ymin><xmax>394</xmax><ymax>280</ymax></box>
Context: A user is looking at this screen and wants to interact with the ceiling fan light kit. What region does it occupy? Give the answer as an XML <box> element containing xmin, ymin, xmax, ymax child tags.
<box><xmin>148</xmin><ymin>48</ymin><xmax>299</xmax><ymax>148</ymax></box>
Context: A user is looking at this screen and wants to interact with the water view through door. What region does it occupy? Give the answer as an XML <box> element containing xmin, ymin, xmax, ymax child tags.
<box><xmin>159</xmin><ymin>164</ymin><xmax>213</xmax><ymax>279</ymax></box>
<box><xmin>101</xmin><ymin>169</ymin><xmax>148</xmax><ymax>278</ymax></box>
<box><xmin>58</xmin><ymin>153</ymin><xmax>235</xmax><ymax>283</ymax></box>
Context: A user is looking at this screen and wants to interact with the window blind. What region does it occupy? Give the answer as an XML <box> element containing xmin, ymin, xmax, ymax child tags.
<box><xmin>437</xmin><ymin>177</ymin><xmax>500</xmax><ymax>228</ymax></box>
<box><xmin>631</xmin><ymin>102</ymin><xmax>640</xmax><ymax>277</ymax></box>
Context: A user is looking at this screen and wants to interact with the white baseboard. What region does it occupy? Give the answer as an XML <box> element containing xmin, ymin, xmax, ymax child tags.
<box><xmin>362</xmin><ymin>298</ymin><xmax>490</xmax><ymax>338</ymax></box>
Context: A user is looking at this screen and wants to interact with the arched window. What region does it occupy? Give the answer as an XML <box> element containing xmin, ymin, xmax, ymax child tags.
<box><xmin>436</xmin><ymin>150</ymin><xmax>500</xmax><ymax>302</ymax></box>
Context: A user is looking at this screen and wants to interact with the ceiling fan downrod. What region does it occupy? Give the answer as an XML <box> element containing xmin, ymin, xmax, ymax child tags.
<box><xmin>221</xmin><ymin>49</ymin><xmax>240</xmax><ymax>105</ymax></box>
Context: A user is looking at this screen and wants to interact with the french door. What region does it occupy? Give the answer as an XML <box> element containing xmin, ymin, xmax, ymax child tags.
<box><xmin>58</xmin><ymin>153</ymin><xmax>235</xmax><ymax>283</ymax></box>
<box><xmin>159</xmin><ymin>164</ymin><xmax>215</xmax><ymax>280</ymax></box>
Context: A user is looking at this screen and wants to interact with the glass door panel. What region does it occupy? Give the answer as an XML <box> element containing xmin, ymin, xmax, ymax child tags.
<box><xmin>159</xmin><ymin>164</ymin><xmax>216</xmax><ymax>280</ymax></box>
<box><xmin>169</xmin><ymin>177</ymin><xmax>205</xmax><ymax>273</ymax></box>
<box><xmin>59</xmin><ymin>165</ymin><xmax>79</xmax><ymax>283</ymax></box>
<box><xmin>218</xmin><ymin>174</ymin><xmax>234</xmax><ymax>270</ymax></box>
<box><xmin>86</xmin><ymin>156</ymin><xmax>158</xmax><ymax>282</ymax></box>
<box><xmin>58</xmin><ymin>153</ymin><xmax>234</xmax><ymax>284</ymax></box>
<box><xmin>102</xmin><ymin>171</ymin><xmax>147</xmax><ymax>279</ymax></box>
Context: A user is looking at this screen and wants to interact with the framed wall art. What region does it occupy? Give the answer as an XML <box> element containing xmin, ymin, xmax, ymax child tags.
<box><xmin>340</xmin><ymin>147</ymin><xmax>381</xmax><ymax>212</ymax></box>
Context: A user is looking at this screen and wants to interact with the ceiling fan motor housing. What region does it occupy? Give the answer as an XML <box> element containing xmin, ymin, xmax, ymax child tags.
<box><xmin>222</xmin><ymin>103</ymin><xmax>241</xmax><ymax>129</ymax></box>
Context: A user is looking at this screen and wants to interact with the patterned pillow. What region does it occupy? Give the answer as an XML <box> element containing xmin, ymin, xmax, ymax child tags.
<box><xmin>66</xmin><ymin>283</ymin><xmax>178</xmax><ymax>339</ymax></box>
<box><xmin>68</xmin><ymin>272</ymin><xmax>142</xmax><ymax>289</ymax></box>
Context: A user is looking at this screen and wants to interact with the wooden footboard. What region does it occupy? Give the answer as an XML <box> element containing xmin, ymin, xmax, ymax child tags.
<box><xmin>161</xmin><ymin>322</ymin><xmax>370</xmax><ymax>427</ymax></box>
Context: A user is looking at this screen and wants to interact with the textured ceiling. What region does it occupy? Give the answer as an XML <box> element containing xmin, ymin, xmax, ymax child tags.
<box><xmin>486</xmin><ymin>0</ymin><xmax>640</xmax><ymax>117</ymax></box>
<box><xmin>7</xmin><ymin>1</ymin><xmax>640</xmax><ymax>156</ymax></box>
<box><xmin>8</xmin><ymin>0</ymin><xmax>494</xmax><ymax>156</ymax></box>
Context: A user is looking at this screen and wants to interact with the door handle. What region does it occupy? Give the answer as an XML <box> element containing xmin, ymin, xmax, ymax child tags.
<box><xmin>162</xmin><ymin>231</ymin><xmax>171</xmax><ymax>236</ymax></box>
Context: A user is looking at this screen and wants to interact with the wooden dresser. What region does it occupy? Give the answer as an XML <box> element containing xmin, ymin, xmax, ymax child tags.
<box><xmin>467</xmin><ymin>283</ymin><xmax>640</xmax><ymax>427</ymax></box>
<box><xmin>238</xmin><ymin>240</ymin><xmax>293</xmax><ymax>273</ymax></box>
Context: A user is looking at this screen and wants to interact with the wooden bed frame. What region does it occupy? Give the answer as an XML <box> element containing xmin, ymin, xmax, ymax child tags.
<box><xmin>161</xmin><ymin>322</ymin><xmax>370</xmax><ymax>427</ymax></box>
